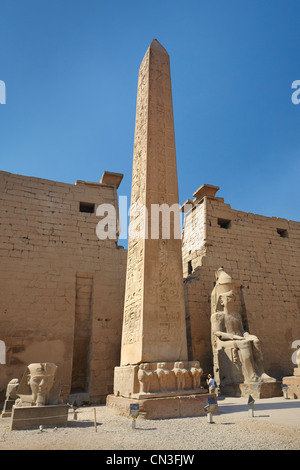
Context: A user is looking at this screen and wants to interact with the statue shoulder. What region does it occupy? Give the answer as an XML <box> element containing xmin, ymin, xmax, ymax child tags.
<box><xmin>211</xmin><ymin>311</ymin><xmax>223</xmax><ymax>321</ymax></box>
<box><xmin>232</xmin><ymin>310</ymin><xmax>242</xmax><ymax>320</ymax></box>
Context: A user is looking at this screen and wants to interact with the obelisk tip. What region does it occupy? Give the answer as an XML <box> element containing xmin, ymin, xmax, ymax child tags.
<box><xmin>149</xmin><ymin>38</ymin><xmax>169</xmax><ymax>56</ymax></box>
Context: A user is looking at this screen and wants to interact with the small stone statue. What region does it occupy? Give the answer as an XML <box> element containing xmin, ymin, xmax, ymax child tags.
<box><xmin>156</xmin><ymin>362</ymin><xmax>170</xmax><ymax>392</ymax></box>
<box><xmin>173</xmin><ymin>362</ymin><xmax>188</xmax><ymax>390</ymax></box>
<box><xmin>190</xmin><ymin>361</ymin><xmax>203</xmax><ymax>389</ymax></box>
<box><xmin>1</xmin><ymin>378</ymin><xmax>20</xmax><ymax>417</ymax></box>
<box><xmin>5</xmin><ymin>378</ymin><xmax>19</xmax><ymax>400</ymax></box>
<box><xmin>15</xmin><ymin>363</ymin><xmax>61</xmax><ymax>407</ymax></box>
<box><xmin>138</xmin><ymin>363</ymin><xmax>152</xmax><ymax>393</ymax></box>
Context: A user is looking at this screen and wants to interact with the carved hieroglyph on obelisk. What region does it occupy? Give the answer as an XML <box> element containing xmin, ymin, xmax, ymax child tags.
<box><xmin>120</xmin><ymin>39</ymin><xmax>188</xmax><ymax>366</ymax></box>
<box><xmin>108</xmin><ymin>40</ymin><xmax>212</xmax><ymax>418</ymax></box>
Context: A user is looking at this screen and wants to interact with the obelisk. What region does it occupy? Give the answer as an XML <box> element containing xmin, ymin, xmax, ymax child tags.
<box><xmin>107</xmin><ymin>40</ymin><xmax>211</xmax><ymax>418</ymax></box>
<box><xmin>121</xmin><ymin>39</ymin><xmax>188</xmax><ymax>365</ymax></box>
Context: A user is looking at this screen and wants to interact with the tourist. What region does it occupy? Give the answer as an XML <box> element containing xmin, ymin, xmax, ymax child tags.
<box><xmin>207</xmin><ymin>374</ymin><xmax>217</xmax><ymax>393</ymax></box>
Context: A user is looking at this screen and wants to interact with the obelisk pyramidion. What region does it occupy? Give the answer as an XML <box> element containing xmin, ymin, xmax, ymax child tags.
<box><xmin>107</xmin><ymin>40</ymin><xmax>213</xmax><ymax>418</ymax></box>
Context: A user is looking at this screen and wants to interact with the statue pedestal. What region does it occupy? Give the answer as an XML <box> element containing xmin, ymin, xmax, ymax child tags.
<box><xmin>109</xmin><ymin>361</ymin><xmax>216</xmax><ymax>419</ymax></box>
<box><xmin>1</xmin><ymin>399</ymin><xmax>16</xmax><ymax>418</ymax></box>
<box><xmin>282</xmin><ymin>374</ymin><xmax>300</xmax><ymax>399</ymax></box>
<box><xmin>10</xmin><ymin>404</ymin><xmax>69</xmax><ymax>430</ymax></box>
<box><xmin>239</xmin><ymin>381</ymin><xmax>282</xmax><ymax>399</ymax></box>
<box><xmin>106</xmin><ymin>393</ymin><xmax>217</xmax><ymax>420</ymax></box>
<box><xmin>221</xmin><ymin>381</ymin><xmax>282</xmax><ymax>398</ymax></box>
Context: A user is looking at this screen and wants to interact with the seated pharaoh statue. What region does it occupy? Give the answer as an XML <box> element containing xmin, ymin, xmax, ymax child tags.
<box><xmin>15</xmin><ymin>363</ymin><xmax>61</xmax><ymax>407</ymax></box>
<box><xmin>211</xmin><ymin>268</ymin><xmax>275</xmax><ymax>393</ymax></box>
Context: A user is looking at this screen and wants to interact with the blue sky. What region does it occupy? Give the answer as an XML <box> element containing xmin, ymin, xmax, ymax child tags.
<box><xmin>0</xmin><ymin>0</ymin><xmax>299</xmax><ymax>224</ymax></box>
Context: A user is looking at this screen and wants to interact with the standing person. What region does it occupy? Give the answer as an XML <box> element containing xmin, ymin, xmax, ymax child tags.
<box><xmin>207</xmin><ymin>374</ymin><xmax>217</xmax><ymax>394</ymax></box>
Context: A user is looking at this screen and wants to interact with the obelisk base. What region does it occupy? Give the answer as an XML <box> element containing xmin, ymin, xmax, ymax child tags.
<box><xmin>106</xmin><ymin>393</ymin><xmax>217</xmax><ymax>420</ymax></box>
<box><xmin>113</xmin><ymin>361</ymin><xmax>206</xmax><ymax>397</ymax></box>
<box><xmin>108</xmin><ymin>360</ymin><xmax>218</xmax><ymax>419</ymax></box>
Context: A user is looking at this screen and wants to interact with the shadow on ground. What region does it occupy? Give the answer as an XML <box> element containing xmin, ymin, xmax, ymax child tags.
<box><xmin>217</xmin><ymin>396</ymin><xmax>300</xmax><ymax>416</ymax></box>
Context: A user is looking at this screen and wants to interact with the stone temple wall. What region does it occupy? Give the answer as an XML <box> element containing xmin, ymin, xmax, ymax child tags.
<box><xmin>0</xmin><ymin>170</ymin><xmax>127</xmax><ymax>404</ymax></box>
<box><xmin>0</xmin><ymin>171</ymin><xmax>299</xmax><ymax>405</ymax></box>
<box><xmin>182</xmin><ymin>185</ymin><xmax>300</xmax><ymax>380</ymax></box>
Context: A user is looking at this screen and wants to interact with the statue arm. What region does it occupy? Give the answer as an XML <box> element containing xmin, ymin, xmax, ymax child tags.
<box><xmin>211</xmin><ymin>316</ymin><xmax>234</xmax><ymax>340</ymax></box>
<box><xmin>243</xmin><ymin>332</ymin><xmax>258</xmax><ymax>341</ymax></box>
<box><xmin>214</xmin><ymin>330</ymin><xmax>244</xmax><ymax>341</ymax></box>
<box><xmin>211</xmin><ymin>315</ymin><xmax>244</xmax><ymax>341</ymax></box>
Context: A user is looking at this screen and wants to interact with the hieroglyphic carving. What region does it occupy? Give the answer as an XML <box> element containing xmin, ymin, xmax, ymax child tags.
<box><xmin>121</xmin><ymin>51</ymin><xmax>149</xmax><ymax>351</ymax></box>
<box><xmin>120</xmin><ymin>40</ymin><xmax>188</xmax><ymax>365</ymax></box>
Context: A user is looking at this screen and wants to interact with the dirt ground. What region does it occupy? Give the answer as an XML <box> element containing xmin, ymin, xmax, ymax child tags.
<box><xmin>0</xmin><ymin>396</ymin><xmax>299</xmax><ymax>453</ymax></box>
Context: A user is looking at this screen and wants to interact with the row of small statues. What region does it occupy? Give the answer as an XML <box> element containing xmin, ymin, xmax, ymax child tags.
<box><xmin>138</xmin><ymin>361</ymin><xmax>203</xmax><ymax>393</ymax></box>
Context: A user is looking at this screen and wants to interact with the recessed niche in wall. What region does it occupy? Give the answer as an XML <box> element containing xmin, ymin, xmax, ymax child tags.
<box><xmin>277</xmin><ymin>228</ymin><xmax>288</xmax><ymax>238</ymax></box>
<box><xmin>79</xmin><ymin>202</ymin><xmax>95</xmax><ymax>213</ymax></box>
<box><xmin>218</xmin><ymin>218</ymin><xmax>231</xmax><ymax>229</ymax></box>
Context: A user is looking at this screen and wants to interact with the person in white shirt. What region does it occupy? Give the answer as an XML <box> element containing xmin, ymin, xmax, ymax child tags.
<box><xmin>207</xmin><ymin>374</ymin><xmax>217</xmax><ymax>393</ymax></box>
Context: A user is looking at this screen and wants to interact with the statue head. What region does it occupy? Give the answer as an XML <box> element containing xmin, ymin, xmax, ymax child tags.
<box><xmin>215</xmin><ymin>267</ymin><xmax>234</xmax><ymax>285</ymax></box>
<box><xmin>16</xmin><ymin>363</ymin><xmax>61</xmax><ymax>407</ymax></box>
<box><xmin>217</xmin><ymin>290</ymin><xmax>236</xmax><ymax>312</ymax></box>
<box><xmin>191</xmin><ymin>361</ymin><xmax>200</xmax><ymax>369</ymax></box>
<box><xmin>211</xmin><ymin>268</ymin><xmax>237</xmax><ymax>313</ymax></box>
<box><xmin>157</xmin><ymin>362</ymin><xmax>167</xmax><ymax>369</ymax></box>
<box><xmin>174</xmin><ymin>361</ymin><xmax>184</xmax><ymax>369</ymax></box>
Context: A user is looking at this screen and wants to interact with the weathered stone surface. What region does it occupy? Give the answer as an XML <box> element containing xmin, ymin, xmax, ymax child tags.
<box><xmin>113</xmin><ymin>361</ymin><xmax>204</xmax><ymax>398</ymax></box>
<box><xmin>15</xmin><ymin>363</ymin><xmax>61</xmax><ymax>407</ymax></box>
<box><xmin>182</xmin><ymin>191</ymin><xmax>300</xmax><ymax>380</ymax></box>
<box><xmin>120</xmin><ymin>39</ymin><xmax>188</xmax><ymax>366</ymax></box>
<box><xmin>210</xmin><ymin>268</ymin><xmax>277</xmax><ymax>395</ymax></box>
<box><xmin>108</xmin><ymin>40</ymin><xmax>210</xmax><ymax>418</ymax></box>
<box><xmin>282</xmin><ymin>376</ymin><xmax>300</xmax><ymax>399</ymax></box>
<box><xmin>106</xmin><ymin>393</ymin><xmax>217</xmax><ymax>419</ymax></box>
<box><xmin>282</xmin><ymin>366</ymin><xmax>300</xmax><ymax>399</ymax></box>
<box><xmin>10</xmin><ymin>404</ymin><xmax>69</xmax><ymax>430</ymax></box>
<box><xmin>1</xmin><ymin>378</ymin><xmax>19</xmax><ymax>417</ymax></box>
<box><xmin>239</xmin><ymin>381</ymin><xmax>282</xmax><ymax>399</ymax></box>
<box><xmin>0</xmin><ymin>170</ymin><xmax>127</xmax><ymax>404</ymax></box>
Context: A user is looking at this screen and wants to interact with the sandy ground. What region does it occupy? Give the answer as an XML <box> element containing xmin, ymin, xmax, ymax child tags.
<box><xmin>0</xmin><ymin>396</ymin><xmax>299</xmax><ymax>452</ymax></box>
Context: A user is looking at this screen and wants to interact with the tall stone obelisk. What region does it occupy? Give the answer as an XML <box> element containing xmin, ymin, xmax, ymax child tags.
<box><xmin>107</xmin><ymin>40</ymin><xmax>212</xmax><ymax>419</ymax></box>
<box><xmin>121</xmin><ymin>39</ymin><xmax>188</xmax><ymax>365</ymax></box>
